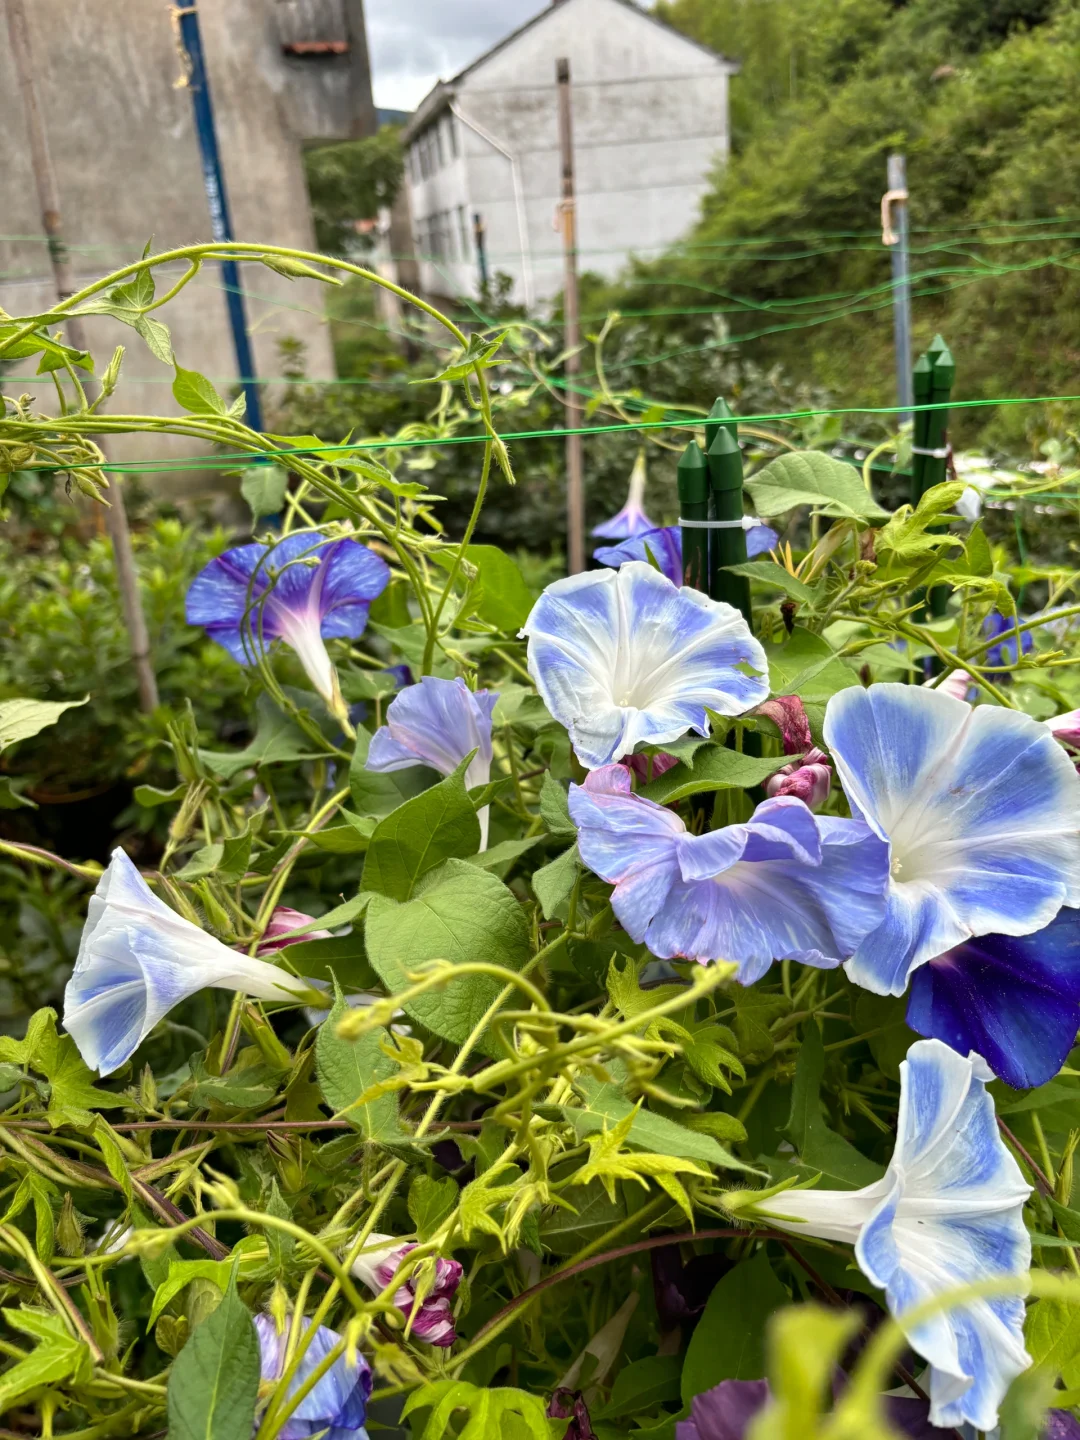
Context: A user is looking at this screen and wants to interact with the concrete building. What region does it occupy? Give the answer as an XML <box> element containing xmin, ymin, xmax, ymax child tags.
<box><xmin>0</xmin><ymin>0</ymin><xmax>376</xmax><ymax>479</ymax></box>
<box><xmin>399</xmin><ymin>0</ymin><xmax>736</xmax><ymax>308</ymax></box>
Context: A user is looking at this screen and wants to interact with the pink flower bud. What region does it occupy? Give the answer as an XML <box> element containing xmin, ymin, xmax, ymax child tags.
<box><xmin>764</xmin><ymin>748</ymin><xmax>832</xmax><ymax>810</ymax></box>
<box><xmin>1047</xmin><ymin>709</ymin><xmax>1080</xmax><ymax>752</ymax></box>
<box><xmin>254</xmin><ymin>907</ymin><xmax>331</xmax><ymax>955</ymax></box>
<box><xmin>754</xmin><ymin>695</ymin><xmax>813</xmax><ymax>755</ymax></box>
<box><xmin>625</xmin><ymin>751</ymin><xmax>680</xmax><ymax>785</ymax></box>
<box><xmin>351</xmin><ymin>1234</ymin><xmax>463</xmax><ymax>1347</ymax></box>
<box><xmin>924</xmin><ymin>670</ymin><xmax>973</xmax><ymax>704</ymax></box>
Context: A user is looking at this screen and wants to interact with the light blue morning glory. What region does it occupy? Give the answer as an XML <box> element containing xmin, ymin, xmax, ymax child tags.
<box><xmin>824</xmin><ymin>682</ymin><xmax>1080</xmax><ymax>995</ymax></box>
<box><xmin>742</xmin><ymin>1038</ymin><xmax>1032</xmax><ymax>1433</ymax></box>
<box><xmin>569</xmin><ymin>765</ymin><xmax>890</xmax><ymax>980</ymax></box>
<box><xmin>63</xmin><ymin>849</ymin><xmax>312</xmax><ymax>1075</ymax></box>
<box><xmin>522</xmin><ymin>561</ymin><xmax>769</xmax><ymax>770</ymax></box>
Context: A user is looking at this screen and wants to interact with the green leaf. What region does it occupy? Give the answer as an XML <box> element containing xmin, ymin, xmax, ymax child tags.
<box><xmin>540</xmin><ymin>771</ymin><xmax>575</xmax><ymax>836</ymax></box>
<box><xmin>0</xmin><ymin>776</ymin><xmax>36</xmax><ymax>809</ymax></box>
<box><xmin>166</xmin><ymin>1270</ymin><xmax>260</xmax><ymax>1440</ymax></box>
<box><xmin>361</xmin><ymin>759</ymin><xmax>480</xmax><ymax>901</ymax></box>
<box><xmin>147</xmin><ymin>1258</ymin><xmax>233</xmax><ymax>1330</ymax></box>
<box><xmin>463</xmin><ymin>544</ymin><xmax>534</xmax><ymax>631</ymax></box>
<box><xmin>1026</xmin><ymin>1297</ymin><xmax>1080</xmax><ymax>1387</ymax></box>
<box><xmin>998</xmin><ymin>1364</ymin><xmax>1060</xmax><ymax>1440</ymax></box>
<box><xmin>0</xmin><ymin>1308</ymin><xmax>89</xmax><ymax>1413</ymax></box>
<box><xmin>465</xmin><ymin>835</ymin><xmax>542</xmax><ymax>874</ymax></box>
<box><xmin>0</xmin><ymin>1010</ymin><xmax>125</xmax><ymax>1120</ymax></box>
<box><xmin>315</xmin><ymin>981</ymin><xmax>401</xmax><ymax>1141</ymax></box>
<box><xmin>965</xmin><ymin>524</ymin><xmax>994</xmax><ymax>578</ymax></box>
<box><xmin>539</xmin><ymin>1178</ymin><xmax>626</xmax><ymax>1255</ymax></box>
<box><xmin>350</xmin><ymin>724</ymin><xmax>438</xmax><ymax>817</ymax></box>
<box><xmin>365</xmin><ymin>860</ymin><xmax>531</xmax><ymax>1051</ymax></box>
<box><xmin>134</xmin><ymin>782</ymin><xmax>186</xmax><ymax>807</ymax></box>
<box><xmin>746</xmin><ymin>451</ymin><xmax>889</xmax><ymax>520</ymax></box>
<box><xmin>285</xmin><ymin>931</ymin><xmax>379</xmax><ymax>992</ymax></box>
<box><xmin>0</xmin><ymin>695</ymin><xmax>87</xmax><ymax>751</ymax></box>
<box><xmin>601</xmin><ymin>1355</ymin><xmax>682</xmax><ymax>1418</ymax></box>
<box><xmin>240</xmin><ymin>464</ymin><xmax>289</xmax><ymax>521</ymax></box>
<box><xmin>640</xmin><ymin>746</ymin><xmax>788</xmax><ymax>806</ymax></box>
<box><xmin>408</xmin><ymin>1174</ymin><xmax>458</xmax><ymax>1241</ymax></box>
<box><xmin>761</xmin><ymin>627</ymin><xmax>858</xmax><ymax>701</ymax></box>
<box><xmin>681</xmin><ymin>1251</ymin><xmax>790</xmax><ymax>1401</ymax></box>
<box><xmin>198</xmin><ymin>696</ymin><xmax>325</xmax><ymax>780</ymax></box>
<box><xmin>722</xmin><ymin>561</ymin><xmax>820</xmax><ymax>605</ymax></box>
<box><xmin>853</xmin><ymin>992</ymin><xmax>917</xmax><ymax>1081</ymax></box>
<box><xmin>533</xmin><ymin>843</ymin><xmax>580</xmax><ymax>919</ymax></box>
<box><xmin>783</xmin><ymin>1025</ymin><xmax>883</xmax><ymax>1188</ymax></box>
<box><xmin>304</xmin><ymin>811</ymin><xmax>375</xmax><ymax>855</ymax></box>
<box><xmin>173</xmin><ymin>365</ymin><xmax>227</xmax><ymax>415</ymax></box>
<box><xmin>403</xmin><ymin>1379</ymin><xmax>552</xmax><ymax>1440</ymax></box>
<box><xmin>425</xmin><ymin>331</ymin><xmax>507</xmax><ymax>383</ymax></box>
<box><xmin>134</xmin><ymin>313</ymin><xmax>173</xmax><ymax>364</ymax></box>
<box><xmin>563</xmin><ymin>1076</ymin><xmax>759</xmax><ymax>1174</ymax></box>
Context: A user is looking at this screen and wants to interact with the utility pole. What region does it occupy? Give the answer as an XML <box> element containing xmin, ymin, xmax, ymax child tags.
<box><xmin>6</xmin><ymin>0</ymin><xmax>158</xmax><ymax>712</ymax></box>
<box><xmin>556</xmin><ymin>57</ymin><xmax>585</xmax><ymax>575</ymax></box>
<box><xmin>173</xmin><ymin>1</ymin><xmax>263</xmax><ymax>431</ymax></box>
<box><xmin>882</xmin><ymin>153</ymin><xmax>913</xmax><ymax>424</ymax></box>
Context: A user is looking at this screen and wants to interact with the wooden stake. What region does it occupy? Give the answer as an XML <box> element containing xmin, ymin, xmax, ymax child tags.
<box><xmin>6</xmin><ymin>0</ymin><xmax>158</xmax><ymax>712</ymax></box>
<box><xmin>556</xmin><ymin>56</ymin><xmax>585</xmax><ymax>575</ymax></box>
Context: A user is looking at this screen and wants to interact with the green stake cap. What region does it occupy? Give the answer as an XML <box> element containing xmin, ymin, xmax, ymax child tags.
<box><xmin>913</xmin><ymin>355</ymin><xmax>933</xmax><ymax>398</ymax></box>
<box><xmin>704</xmin><ymin>397</ymin><xmax>737</xmax><ymax>449</ymax></box>
<box><xmin>931</xmin><ymin>343</ymin><xmax>955</xmax><ymax>391</ymax></box>
<box><xmin>706</xmin><ymin>424</ymin><xmax>744</xmax><ymax>493</ymax></box>
<box><xmin>677</xmin><ymin>440</ymin><xmax>709</xmax><ymax>505</ymax></box>
<box><xmin>928</xmin><ymin>333</ymin><xmax>948</xmax><ymax>359</ymax></box>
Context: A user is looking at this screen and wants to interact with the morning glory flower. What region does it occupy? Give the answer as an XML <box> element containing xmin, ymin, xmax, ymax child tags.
<box><xmin>568</xmin><ymin>765</ymin><xmax>889</xmax><ymax>982</ymax></box>
<box><xmin>186</xmin><ymin>533</ymin><xmax>389</xmax><ymax>719</ymax></box>
<box><xmin>522</xmin><ymin>562</ymin><xmax>769</xmax><ymax>770</ymax></box>
<box><xmin>592</xmin><ymin>449</ymin><xmax>655</xmax><ymax>539</ymax></box>
<box><xmin>365</xmin><ymin>677</ymin><xmax>497</xmax><ymax>846</ymax></box>
<box><xmin>594</xmin><ymin>521</ymin><xmax>779</xmax><ymax>585</ymax></box>
<box><xmin>254</xmin><ymin>1314</ymin><xmax>371</xmax><ymax>1438</ymax></box>
<box><xmin>730</xmin><ymin>1040</ymin><xmax>1032</xmax><ymax>1434</ymax></box>
<box><xmin>350</xmin><ymin>1234</ymin><xmax>463</xmax><ymax>1347</ymax></box>
<box><xmin>983</xmin><ymin>610</ymin><xmax>1034</xmax><ymax>669</ymax></box>
<box><xmin>63</xmin><ymin>849</ymin><xmax>313</xmax><ymax>1076</ymax></box>
<box><xmin>824</xmin><ymin>682</ymin><xmax>1080</xmax><ymax>996</ymax></box>
<box><xmin>906</xmin><ymin>905</ymin><xmax>1080</xmax><ymax>1089</ymax></box>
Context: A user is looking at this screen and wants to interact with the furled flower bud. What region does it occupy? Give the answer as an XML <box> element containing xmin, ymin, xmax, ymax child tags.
<box><xmin>924</xmin><ymin>669</ymin><xmax>973</xmax><ymax>703</ymax></box>
<box><xmin>764</xmin><ymin>747</ymin><xmax>832</xmax><ymax>810</ymax></box>
<box><xmin>754</xmin><ymin>694</ymin><xmax>812</xmax><ymax>755</ymax></box>
<box><xmin>254</xmin><ymin>907</ymin><xmax>331</xmax><ymax>955</ymax></box>
<box><xmin>1047</xmin><ymin>708</ymin><xmax>1080</xmax><ymax>752</ymax></box>
<box><xmin>350</xmin><ymin>1234</ymin><xmax>463</xmax><ymax>1347</ymax></box>
<box><xmin>625</xmin><ymin>751</ymin><xmax>680</xmax><ymax>785</ymax></box>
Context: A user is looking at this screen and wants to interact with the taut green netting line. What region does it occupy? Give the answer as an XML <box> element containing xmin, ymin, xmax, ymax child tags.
<box><xmin>14</xmin><ymin>391</ymin><xmax>1080</xmax><ymax>477</ymax></box>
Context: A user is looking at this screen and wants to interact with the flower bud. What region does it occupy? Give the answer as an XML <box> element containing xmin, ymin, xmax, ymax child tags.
<box><xmin>765</xmin><ymin>748</ymin><xmax>832</xmax><ymax>810</ymax></box>
<box><xmin>351</xmin><ymin>1234</ymin><xmax>463</xmax><ymax>1347</ymax></box>
<box><xmin>754</xmin><ymin>694</ymin><xmax>813</xmax><ymax>755</ymax></box>
<box><xmin>254</xmin><ymin>906</ymin><xmax>331</xmax><ymax>955</ymax></box>
<box><xmin>626</xmin><ymin>751</ymin><xmax>680</xmax><ymax>785</ymax></box>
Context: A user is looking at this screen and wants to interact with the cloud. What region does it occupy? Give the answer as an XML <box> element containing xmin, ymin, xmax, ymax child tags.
<box><xmin>364</xmin><ymin>0</ymin><xmax>549</xmax><ymax>112</ymax></box>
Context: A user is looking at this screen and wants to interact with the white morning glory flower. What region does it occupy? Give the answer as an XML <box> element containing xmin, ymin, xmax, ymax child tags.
<box><xmin>365</xmin><ymin>676</ymin><xmax>497</xmax><ymax>847</ymax></box>
<box><xmin>186</xmin><ymin>533</ymin><xmax>389</xmax><ymax>720</ymax></box>
<box><xmin>63</xmin><ymin>849</ymin><xmax>313</xmax><ymax>1076</ymax></box>
<box><xmin>569</xmin><ymin>766</ymin><xmax>889</xmax><ymax>982</ymax></box>
<box><xmin>522</xmin><ymin>562</ymin><xmax>768</xmax><ymax>770</ymax></box>
<box><xmin>738</xmin><ymin>1039</ymin><xmax>1031</xmax><ymax>1433</ymax></box>
<box><xmin>824</xmin><ymin>682</ymin><xmax>1080</xmax><ymax>995</ymax></box>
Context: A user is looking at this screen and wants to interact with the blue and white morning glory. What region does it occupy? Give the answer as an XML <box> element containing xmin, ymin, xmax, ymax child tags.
<box><xmin>522</xmin><ymin>561</ymin><xmax>769</xmax><ymax>769</ymax></box>
<box><xmin>735</xmin><ymin>1039</ymin><xmax>1032</xmax><ymax>1433</ymax></box>
<box><xmin>63</xmin><ymin>849</ymin><xmax>313</xmax><ymax>1076</ymax></box>
<box><xmin>823</xmin><ymin>682</ymin><xmax>1080</xmax><ymax>996</ymax></box>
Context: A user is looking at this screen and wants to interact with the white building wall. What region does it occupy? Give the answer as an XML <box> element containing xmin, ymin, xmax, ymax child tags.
<box><xmin>404</xmin><ymin>0</ymin><xmax>732</xmax><ymax>306</ymax></box>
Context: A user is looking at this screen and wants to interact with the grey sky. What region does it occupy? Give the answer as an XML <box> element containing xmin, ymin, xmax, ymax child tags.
<box><xmin>365</xmin><ymin>0</ymin><xmax>551</xmax><ymax>113</ymax></box>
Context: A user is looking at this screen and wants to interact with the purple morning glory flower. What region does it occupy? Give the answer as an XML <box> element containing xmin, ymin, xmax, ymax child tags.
<box><xmin>592</xmin><ymin>450</ymin><xmax>656</xmax><ymax>539</ymax></box>
<box><xmin>983</xmin><ymin>610</ymin><xmax>1034</xmax><ymax>669</ymax></box>
<box><xmin>365</xmin><ymin>676</ymin><xmax>497</xmax><ymax>846</ymax></box>
<box><xmin>568</xmin><ymin>764</ymin><xmax>890</xmax><ymax>983</ymax></box>
<box><xmin>594</xmin><ymin>522</ymin><xmax>779</xmax><ymax>585</ymax></box>
<box><xmin>254</xmin><ymin>1314</ymin><xmax>371</xmax><ymax>1438</ymax></box>
<box><xmin>906</xmin><ymin>905</ymin><xmax>1080</xmax><ymax>1089</ymax></box>
<box><xmin>824</xmin><ymin>683</ymin><xmax>1080</xmax><ymax>997</ymax></box>
<box><xmin>186</xmin><ymin>532</ymin><xmax>389</xmax><ymax>718</ymax></box>
<box><xmin>522</xmin><ymin>562</ymin><xmax>769</xmax><ymax>770</ymax></box>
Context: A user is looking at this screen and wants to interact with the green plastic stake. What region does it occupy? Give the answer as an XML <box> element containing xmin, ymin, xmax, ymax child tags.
<box><xmin>911</xmin><ymin>353</ymin><xmax>933</xmax><ymax>504</ymax></box>
<box><xmin>706</xmin><ymin>426</ymin><xmax>752</xmax><ymax>623</ymax></box>
<box><xmin>704</xmin><ymin>396</ymin><xmax>738</xmax><ymax>451</ymax></box>
<box><xmin>677</xmin><ymin>440</ymin><xmax>710</xmax><ymax>594</ymax></box>
<box><xmin>926</xmin><ymin>342</ymin><xmax>955</xmax><ymax>620</ymax></box>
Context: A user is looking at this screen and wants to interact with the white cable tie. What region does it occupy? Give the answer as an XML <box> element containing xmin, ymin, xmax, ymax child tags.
<box><xmin>911</xmin><ymin>446</ymin><xmax>949</xmax><ymax>458</ymax></box>
<box><xmin>679</xmin><ymin>516</ymin><xmax>764</xmax><ymax>530</ymax></box>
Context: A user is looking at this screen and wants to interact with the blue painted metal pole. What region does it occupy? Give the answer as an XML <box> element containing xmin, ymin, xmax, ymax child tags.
<box><xmin>174</xmin><ymin>1</ymin><xmax>263</xmax><ymax>431</ymax></box>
